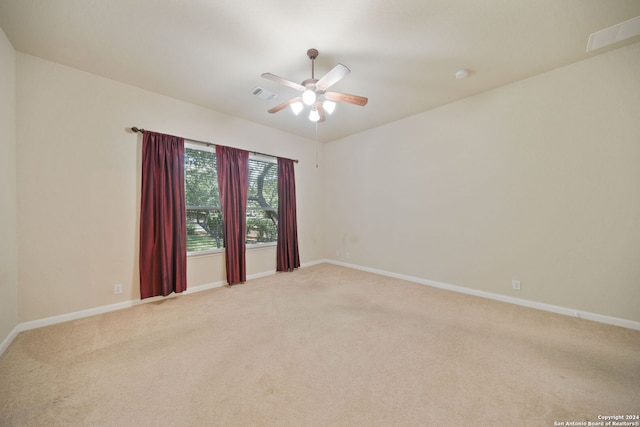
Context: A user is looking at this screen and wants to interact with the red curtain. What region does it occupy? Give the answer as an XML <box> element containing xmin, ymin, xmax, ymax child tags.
<box><xmin>216</xmin><ymin>145</ymin><xmax>249</xmax><ymax>285</ymax></box>
<box><xmin>139</xmin><ymin>131</ymin><xmax>187</xmax><ymax>299</ymax></box>
<box><xmin>276</xmin><ymin>158</ymin><xmax>300</xmax><ymax>272</ymax></box>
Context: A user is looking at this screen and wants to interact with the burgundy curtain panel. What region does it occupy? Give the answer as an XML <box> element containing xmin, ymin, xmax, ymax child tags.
<box><xmin>276</xmin><ymin>158</ymin><xmax>301</xmax><ymax>272</ymax></box>
<box><xmin>216</xmin><ymin>145</ymin><xmax>249</xmax><ymax>285</ymax></box>
<box><xmin>139</xmin><ymin>131</ymin><xmax>187</xmax><ymax>299</ymax></box>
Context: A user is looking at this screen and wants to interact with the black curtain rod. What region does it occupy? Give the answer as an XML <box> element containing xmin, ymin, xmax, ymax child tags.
<box><xmin>130</xmin><ymin>127</ymin><xmax>298</xmax><ymax>163</ymax></box>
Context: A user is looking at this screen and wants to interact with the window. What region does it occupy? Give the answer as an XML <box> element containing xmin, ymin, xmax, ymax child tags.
<box><xmin>184</xmin><ymin>144</ymin><xmax>278</xmax><ymax>253</ymax></box>
<box><xmin>185</xmin><ymin>144</ymin><xmax>221</xmax><ymax>252</ymax></box>
<box><xmin>247</xmin><ymin>156</ymin><xmax>278</xmax><ymax>245</ymax></box>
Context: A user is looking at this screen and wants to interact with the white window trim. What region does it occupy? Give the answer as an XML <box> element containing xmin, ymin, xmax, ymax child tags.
<box><xmin>185</xmin><ymin>143</ymin><xmax>278</xmax><ymax>255</ymax></box>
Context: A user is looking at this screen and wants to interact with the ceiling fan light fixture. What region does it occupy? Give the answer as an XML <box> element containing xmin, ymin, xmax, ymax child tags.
<box><xmin>302</xmin><ymin>89</ymin><xmax>316</xmax><ymax>106</ymax></box>
<box><xmin>323</xmin><ymin>100</ymin><xmax>336</xmax><ymax>115</ymax></box>
<box><xmin>262</xmin><ymin>49</ymin><xmax>368</xmax><ymax>123</ymax></box>
<box><xmin>309</xmin><ymin>108</ymin><xmax>320</xmax><ymax>122</ymax></box>
<box><xmin>290</xmin><ymin>101</ymin><xmax>304</xmax><ymax>115</ymax></box>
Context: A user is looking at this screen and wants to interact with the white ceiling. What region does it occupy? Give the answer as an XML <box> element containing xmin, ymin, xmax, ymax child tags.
<box><xmin>1</xmin><ymin>0</ymin><xmax>639</xmax><ymax>142</ymax></box>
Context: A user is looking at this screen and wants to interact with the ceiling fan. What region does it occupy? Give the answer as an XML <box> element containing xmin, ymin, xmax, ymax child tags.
<box><xmin>261</xmin><ymin>48</ymin><xmax>368</xmax><ymax>123</ymax></box>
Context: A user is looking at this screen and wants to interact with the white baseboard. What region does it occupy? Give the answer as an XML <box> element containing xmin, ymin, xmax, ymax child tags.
<box><xmin>326</xmin><ymin>259</ymin><xmax>640</xmax><ymax>331</ymax></box>
<box><xmin>0</xmin><ymin>262</ymin><xmax>326</xmax><ymax>356</ymax></box>
<box><xmin>300</xmin><ymin>259</ymin><xmax>327</xmax><ymax>268</ymax></box>
<box><xmin>5</xmin><ymin>259</ymin><xmax>635</xmax><ymax>357</ymax></box>
<box><xmin>0</xmin><ymin>325</ymin><xmax>20</xmax><ymax>357</ymax></box>
<box><xmin>0</xmin><ymin>272</ymin><xmax>250</xmax><ymax>356</ymax></box>
<box><xmin>16</xmin><ymin>277</ymin><xmax>258</xmax><ymax>335</ymax></box>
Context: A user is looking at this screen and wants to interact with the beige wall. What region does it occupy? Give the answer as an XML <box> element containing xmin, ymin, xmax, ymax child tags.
<box><xmin>6</xmin><ymin>38</ymin><xmax>640</xmax><ymax>334</ymax></box>
<box><xmin>16</xmin><ymin>53</ymin><xmax>324</xmax><ymax>322</ymax></box>
<box><xmin>323</xmin><ymin>42</ymin><xmax>640</xmax><ymax>322</ymax></box>
<box><xmin>0</xmin><ymin>27</ymin><xmax>18</xmax><ymax>343</ymax></box>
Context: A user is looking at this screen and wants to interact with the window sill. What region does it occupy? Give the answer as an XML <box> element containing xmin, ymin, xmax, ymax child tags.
<box><xmin>247</xmin><ymin>242</ymin><xmax>277</xmax><ymax>251</ymax></box>
<box><xmin>187</xmin><ymin>242</ymin><xmax>276</xmax><ymax>258</ymax></box>
<box><xmin>187</xmin><ymin>248</ymin><xmax>224</xmax><ymax>258</ymax></box>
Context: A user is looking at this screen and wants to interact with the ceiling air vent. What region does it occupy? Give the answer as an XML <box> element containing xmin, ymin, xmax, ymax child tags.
<box><xmin>586</xmin><ymin>16</ymin><xmax>640</xmax><ymax>52</ymax></box>
<box><xmin>251</xmin><ymin>87</ymin><xmax>277</xmax><ymax>101</ymax></box>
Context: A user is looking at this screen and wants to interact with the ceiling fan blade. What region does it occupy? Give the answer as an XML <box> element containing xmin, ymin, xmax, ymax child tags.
<box><xmin>316</xmin><ymin>64</ymin><xmax>350</xmax><ymax>91</ymax></box>
<box><xmin>261</xmin><ymin>73</ymin><xmax>305</xmax><ymax>91</ymax></box>
<box><xmin>267</xmin><ymin>97</ymin><xmax>302</xmax><ymax>114</ymax></box>
<box><xmin>325</xmin><ymin>91</ymin><xmax>368</xmax><ymax>106</ymax></box>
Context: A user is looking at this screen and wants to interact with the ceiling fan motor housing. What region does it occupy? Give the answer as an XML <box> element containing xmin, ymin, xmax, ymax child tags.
<box><xmin>302</xmin><ymin>79</ymin><xmax>319</xmax><ymax>89</ymax></box>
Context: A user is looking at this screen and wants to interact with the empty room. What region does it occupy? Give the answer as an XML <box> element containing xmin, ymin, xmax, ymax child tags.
<box><xmin>1</xmin><ymin>1</ymin><xmax>639</xmax><ymax>426</ymax></box>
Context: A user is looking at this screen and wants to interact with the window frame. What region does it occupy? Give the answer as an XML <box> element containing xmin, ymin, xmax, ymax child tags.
<box><xmin>184</xmin><ymin>143</ymin><xmax>278</xmax><ymax>256</ymax></box>
<box><xmin>245</xmin><ymin>153</ymin><xmax>278</xmax><ymax>249</ymax></box>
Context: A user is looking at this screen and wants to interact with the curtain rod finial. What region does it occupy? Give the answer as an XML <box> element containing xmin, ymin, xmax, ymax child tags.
<box><xmin>131</xmin><ymin>126</ymin><xmax>145</xmax><ymax>133</ymax></box>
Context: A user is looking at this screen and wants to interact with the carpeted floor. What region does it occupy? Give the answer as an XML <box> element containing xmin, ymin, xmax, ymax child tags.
<box><xmin>1</xmin><ymin>263</ymin><xmax>639</xmax><ymax>426</ymax></box>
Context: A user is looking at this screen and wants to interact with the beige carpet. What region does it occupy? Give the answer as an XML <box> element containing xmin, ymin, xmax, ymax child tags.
<box><xmin>1</xmin><ymin>263</ymin><xmax>639</xmax><ymax>426</ymax></box>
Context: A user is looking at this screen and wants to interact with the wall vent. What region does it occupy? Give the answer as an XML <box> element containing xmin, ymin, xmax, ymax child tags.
<box><xmin>586</xmin><ymin>15</ymin><xmax>640</xmax><ymax>52</ymax></box>
<box><xmin>251</xmin><ymin>87</ymin><xmax>277</xmax><ymax>101</ymax></box>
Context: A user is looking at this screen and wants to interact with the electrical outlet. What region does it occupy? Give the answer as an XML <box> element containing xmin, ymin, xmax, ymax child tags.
<box><xmin>512</xmin><ymin>280</ymin><xmax>521</xmax><ymax>291</ymax></box>
<box><xmin>114</xmin><ymin>284</ymin><xmax>123</xmax><ymax>295</ymax></box>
